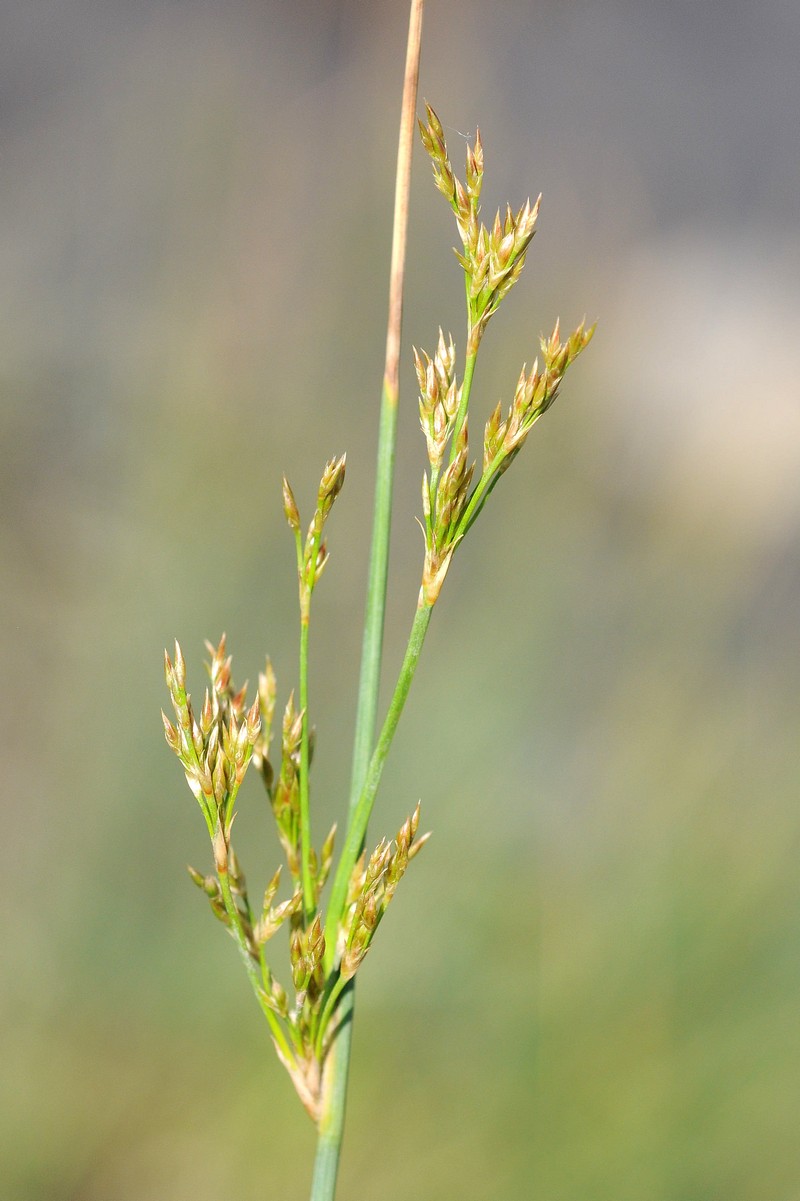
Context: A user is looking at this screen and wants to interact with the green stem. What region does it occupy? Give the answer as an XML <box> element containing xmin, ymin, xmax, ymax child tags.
<box><xmin>310</xmin><ymin>985</ymin><xmax>355</xmax><ymax>1201</ymax></box>
<box><xmin>309</xmin><ymin>591</ymin><xmax>431</xmax><ymax>1194</ymax></box>
<box><xmin>292</xmin><ymin>522</ymin><xmax>317</xmax><ymax>921</ymax></box>
<box><xmin>309</xmin><ymin>5</ymin><xmax>424</xmax><ymax>1197</ymax></box>
<box><xmin>261</xmin><ymin>948</ymin><xmax>305</xmax><ymax>1056</ymax></box>
<box><xmin>449</xmin><ymin>346</ymin><xmax>478</xmax><ymax>464</ymax></box>
<box><xmin>324</xmin><ymin>599</ymin><xmax>434</xmax><ymax>966</ymax></box>
<box><xmin>218</xmin><ymin>867</ymin><xmax>296</xmax><ymax>1068</ymax></box>
<box><xmin>314</xmin><ymin>973</ymin><xmax>349</xmax><ymax>1060</ymax></box>
<box><xmin>348</xmin><ymin>381</ymin><xmax>399</xmax><ymax>807</ymax></box>
<box><xmin>299</xmin><ymin>609</ymin><xmax>316</xmax><ymax>922</ymax></box>
<box><xmin>457</xmin><ymin>450</ymin><xmax>506</xmax><ymax>536</ymax></box>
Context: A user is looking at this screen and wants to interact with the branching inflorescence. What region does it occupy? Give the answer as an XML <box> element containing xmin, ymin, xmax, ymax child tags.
<box><xmin>162</xmin><ymin>75</ymin><xmax>593</xmax><ymax>1201</ymax></box>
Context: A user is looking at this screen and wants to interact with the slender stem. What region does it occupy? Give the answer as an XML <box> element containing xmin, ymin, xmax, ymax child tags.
<box><xmin>314</xmin><ymin>974</ymin><xmax>348</xmax><ymax>1060</ymax></box>
<box><xmin>348</xmin><ymin>389</ymin><xmax>398</xmax><ymax>802</ymax></box>
<box><xmin>299</xmin><ymin>609</ymin><xmax>316</xmax><ymax>922</ymax></box>
<box><xmin>309</xmin><ymin>5</ymin><xmax>424</xmax><ymax>1199</ymax></box>
<box><xmin>456</xmin><ymin>450</ymin><xmax>506</xmax><ymax>536</ymax></box>
<box><xmin>309</xmin><ymin>984</ymin><xmax>355</xmax><ymax>1200</ymax></box>
<box><xmin>324</xmin><ymin>600</ymin><xmax>434</xmax><ymax>963</ymax></box>
<box><xmin>310</xmin><ymin>601</ymin><xmax>433</xmax><ymax>1201</ymax></box>
<box><xmin>349</xmin><ymin>7</ymin><xmax>424</xmax><ymax>808</ymax></box>
<box><xmin>298</xmin><ymin>512</ymin><xmax>321</xmax><ymax>924</ymax></box>
<box><xmin>448</xmin><ymin>346</ymin><xmax>478</xmax><ymax>465</ymax></box>
<box><xmin>261</xmin><ymin>948</ymin><xmax>305</xmax><ymax>1056</ymax></box>
<box><xmin>217</xmin><ymin>866</ymin><xmax>296</xmax><ymax>1067</ymax></box>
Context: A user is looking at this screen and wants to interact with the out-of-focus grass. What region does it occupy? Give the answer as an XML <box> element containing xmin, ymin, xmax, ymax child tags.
<box><xmin>3</xmin><ymin>2</ymin><xmax>800</xmax><ymax>1198</ymax></box>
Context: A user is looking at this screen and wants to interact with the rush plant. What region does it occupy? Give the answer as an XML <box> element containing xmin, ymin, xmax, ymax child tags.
<box><xmin>161</xmin><ymin>3</ymin><xmax>593</xmax><ymax>1198</ymax></box>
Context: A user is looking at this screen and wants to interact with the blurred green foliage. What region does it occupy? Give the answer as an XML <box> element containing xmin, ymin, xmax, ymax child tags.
<box><xmin>3</xmin><ymin>2</ymin><xmax>800</xmax><ymax>1198</ymax></box>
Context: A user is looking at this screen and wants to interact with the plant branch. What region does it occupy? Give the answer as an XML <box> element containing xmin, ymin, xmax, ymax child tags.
<box><xmin>449</xmin><ymin>346</ymin><xmax>478</xmax><ymax>466</ymax></box>
<box><xmin>324</xmin><ymin>599</ymin><xmax>434</xmax><ymax>965</ymax></box>
<box><xmin>298</xmin><ymin>610</ymin><xmax>316</xmax><ymax>922</ymax></box>
<box><xmin>217</xmin><ymin>864</ymin><xmax>296</xmax><ymax>1068</ymax></box>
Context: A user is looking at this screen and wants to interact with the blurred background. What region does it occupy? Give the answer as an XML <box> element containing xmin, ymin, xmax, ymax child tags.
<box><xmin>2</xmin><ymin>0</ymin><xmax>800</xmax><ymax>1197</ymax></box>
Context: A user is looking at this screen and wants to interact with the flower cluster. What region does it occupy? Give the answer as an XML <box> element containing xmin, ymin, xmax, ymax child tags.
<box><xmin>162</xmin><ymin>635</ymin><xmax>261</xmax><ymax>855</ymax></box>
<box><xmin>160</xmin><ymin>100</ymin><xmax>593</xmax><ymax>1144</ymax></box>
<box><xmin>414</xmin><ymin>109</ymin><xmax>595</xmax><ymax>605</ymax></box>
<box><xmin>419</xmin><ymin>103</ymin><xmax>539</xmax><ymax>350</ymax></box>
<box><xmin>163</xmin><ymin>460</ymin><xmax>428</xmax><ymax>1124</ymax></box>
<box><xmin>339</xmin><ymin>803</ymin><xmax>429</xmax><ymax>982</ymax></box>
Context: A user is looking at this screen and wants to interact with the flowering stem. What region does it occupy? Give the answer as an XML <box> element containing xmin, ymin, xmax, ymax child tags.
<box><xmin>348</xmin><ymin>387</ymin><xmax>400</xmax><ymax>807</ymax></box>
<box><xmin>449</xmin><ymin>346</ymin><xmax>478</xmax><ymax>463</ymax></box>
<box><xmin>217</xmin><ymin>865</ymin><xmax>296</xmax><ymax>1068</ymax></box>
<box><xmin>324</xmin><ymin>599</ymin><xmax>434</xmax><ymax>962</ymax></box>
<box><xmin>308</xmin><ymin>3</ymin><xmax>424</xmax><ymax>1198</ymax></box>
<box><xmin>314</xmin><ymin>974</ymin><xmax>349</xmax><ymax>1061</ymax></box>
<box><xmin>299</xmin><ymin>607</ymin><xmax>316</xmax><ymax>923</ymax></box>
<box><xmin>309</xmin><ymin>1002</ymin><xmax>354</xmax><ymax>1201</ymax></box>
<box><xmin>456</xmin><ymin>450</ymin><xmax>506</xmax><ymax>536</ymax></box>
